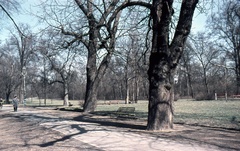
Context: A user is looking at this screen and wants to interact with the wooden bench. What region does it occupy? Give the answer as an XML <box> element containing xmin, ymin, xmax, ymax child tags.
<box><xmin>68</xmin><ymin>102</ymin><xmax>73</xmax><ymax>107</ymax></box>
<box><xmin>115</xmin><ymin>107</ymin><xmax>136</xmax><ymax>118</ymax></box>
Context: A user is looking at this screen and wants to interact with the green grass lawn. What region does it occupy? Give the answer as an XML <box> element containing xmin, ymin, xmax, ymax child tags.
<box><xmin>95</xmin><ymin>100</ymin><xmax>240</xmax><ymax>129</ymax></box>
<box><xmin>25</xmin><ymin>98</ymin><xmax>240</xmax><ymax>130</ymax></box>
<box><xmin>173</xmin><ymin>100</ymin><xmax>240</xmax><ymax>129</ymax></box>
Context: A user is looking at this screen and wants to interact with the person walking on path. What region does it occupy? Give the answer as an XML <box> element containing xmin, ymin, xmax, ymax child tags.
<box><xmin>0</xmin><ymin>98</ymin><xmax>3</xmax><ymax>109</ymax></box>
<box><xmin>12</xmin><ymin>96</ymin><xmax>19</xmax><ymax>112</ymax></box>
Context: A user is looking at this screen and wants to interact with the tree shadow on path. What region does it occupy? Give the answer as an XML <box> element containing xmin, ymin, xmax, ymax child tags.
<box><xmin>71</xmin><ymin>112</ymin><xmax>240</xmax><ymax>151</ymax></box>
<box><xmin>39</xmin><ymin>124</ymin><xmax>88</xmax><ymax>147</ymax></box>
<box><xmin>72</xmin><ymin>113</ymin><xmax>147</xmax><ymax>130</ymax></box>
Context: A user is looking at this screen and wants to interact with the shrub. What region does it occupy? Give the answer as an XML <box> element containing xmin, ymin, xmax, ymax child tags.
<box><xmin>195</xmin><ymin>92</ymin><xmax>214</xmax><ymax>100</ymax></box>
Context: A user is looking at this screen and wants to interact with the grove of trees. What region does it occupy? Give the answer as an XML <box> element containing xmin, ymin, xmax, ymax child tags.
<box><xmin>0</xmin><ymin>0</ymin><xmax>239</xmax><ymax>131</ymax></box>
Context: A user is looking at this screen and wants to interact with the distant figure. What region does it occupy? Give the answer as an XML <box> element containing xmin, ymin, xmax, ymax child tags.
<box><xmin>0</xmin><ymin>98</ymin><xmax>3</xmax><ymax>109</ymax></box>
<box><xmin>12</xmin><ymin>96</ymin><xmax>19</xmax><ymax>112</ymax></box>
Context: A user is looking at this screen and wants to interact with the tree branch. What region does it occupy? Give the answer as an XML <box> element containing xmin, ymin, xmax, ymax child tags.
<box><xmin>0</xmin><ymin>4</ymin><xmax>26</xmax><ymax>37</ymax></box>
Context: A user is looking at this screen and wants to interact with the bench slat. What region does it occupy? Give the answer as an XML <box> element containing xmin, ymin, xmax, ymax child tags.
<box><xmin>117</xmin><ymin>107</ymin><xmax>135</xmax><ymax>113</ymax></box>
<box><xmin>115</xmin><ymin>107</ymin><xmax>136</xmax><ymax>118</ymax></box>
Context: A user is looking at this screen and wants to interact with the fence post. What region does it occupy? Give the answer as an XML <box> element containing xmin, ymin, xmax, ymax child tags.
<box><xmin>215</xmin><ymin>93</ymin><xmax>217</xmax><ymax>100</ymax></box>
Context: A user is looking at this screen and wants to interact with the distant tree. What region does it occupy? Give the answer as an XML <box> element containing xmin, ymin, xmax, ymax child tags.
<box><xmin>47</xmin><ymin>48</ymin><xmax>79</xmax><ymax>106</ymax></box>
<box><xmin>188</xmin><ymin>33</ymin><xmax>219</xmax><ymax>99</ymax></box>
<box><xmin>208</xmin><ymin>0</ymin><xmax>240</xmax><ymax>93</ymax></box>
<box><xmin>38</xmin><ymin>0</ymin><xmax>151</xmax><ymax>112</ymax></box>
<box><xmin>178</xmin><ymin>41</ymin><xmax>195</xmax><ymax>98</ymax></box>
<box><xmin>115</xmin><ymin>31</ymin><xmax>149</xmax><ymax>104</ymax></box>
<box><xmin>36</xmin><ymin>29</ymin><xmax>83</xmax><ymax>106</ymax></box>
<box><xmin>0</xmin><ymin>44</ymin><xmax>19</xmax><ymax>103</ymax></box>
<box><xmin>8</xmin><ymin>24</ymin><xmax>36</xmax><ymax>102</ymax></box>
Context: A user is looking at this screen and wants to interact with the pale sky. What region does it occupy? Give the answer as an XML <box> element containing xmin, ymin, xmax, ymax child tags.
<box><xmin>1</xmin><ymin>0</ymin><xmax>207</xmax><ymax>41</ymax></box>
<box><xmin>192</xmin><ymin>13</ymin><xmax>208</xmax><ymax>34</ymax></box>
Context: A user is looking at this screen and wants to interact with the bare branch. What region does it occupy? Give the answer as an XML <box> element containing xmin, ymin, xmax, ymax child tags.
<box><xmin>0</xmin><ymin>4</ymin><xmax>26</xmax><ymax>37</ymax></box>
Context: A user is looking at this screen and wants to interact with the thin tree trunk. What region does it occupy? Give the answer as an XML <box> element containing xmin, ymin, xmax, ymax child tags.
<box><xmin>203</xmin><ymin>68</ymin><xmax>209</xmax><ymax>96</ymax></box>
<box><xmin>134</xmin><ymin>78</ymin><xmax>139</xmax><ymax>103</ymax></box>
<box><xmin>125</xmin><ymin>78</ymin><xmax>130</xmax><ymax>104</ymax></box>
<box><xmin>63</xmin><ymin>83</ymin><xmax>69</xmax><ymax>106</ymax></box>
<box><xmin>187</xmin><ymin>72</ymin><xmax>194</xmax><ymax>98</ymax></box>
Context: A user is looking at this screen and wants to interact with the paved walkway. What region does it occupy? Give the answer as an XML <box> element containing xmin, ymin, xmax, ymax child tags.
<box><xmin>0</xmin><ymin>105</ymin><xmax>238</xmax><ymax>151</ymax></box>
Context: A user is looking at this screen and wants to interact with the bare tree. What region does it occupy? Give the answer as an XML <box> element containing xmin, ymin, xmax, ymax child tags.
<box><xmin>0</xmin><ymin>44</ymin><xmax>19</xmax><ymax>103</ymax></box>
<box><xmin>178</xmin><ymin>41</ymin><xmax>195</xmax><ymax>98</ymax></box>
<box><xmin>38</xmin><ymin>0</ymin><xmax>151</xmax><ymax>112</ymax></box>
<box><xmin>36</xmin><ymin>28</ymin><xmax>83</xmax><ymax>106</ymax></box>
<box><xmin>9</xmin><ymin>24</ymin><xmax>36</xmax><ymax>103</ymax></box>
<box><xmin>147</xmin><ymin>0</ymin><xmax>200</xmax><ymax>130</ymax></box>
<box><xmin>208</xmin><ymin>0</ymin><xmax>240</xmax><ymax>94</ymax></box>
<box><xmin>47</xmin><ymin>48</ymin><xmax>79</xmax><ymax>106</ymax></box>
<box><xmin>36</xmin><ymin>0</ymin><xmax>204</xmax><ymax>130</ymax></box>
<box><xmin>187</xmin><ymin>33</ymin><xmax>219</xmax><ymax>99</ymax></box>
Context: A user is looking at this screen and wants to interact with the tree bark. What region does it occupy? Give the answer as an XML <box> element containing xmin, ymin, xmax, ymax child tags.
<box><xmin>147</xmin><ymin>0</ymin><xmax>174</xmax><ymax>130</ymax></box>
<box><xmin>63</xmin><ymin>82</ymin><xmax>69</xmax><ymax>106</ymax></box>
<box><xmin>147</xmin><ymin>0</ymin><xmax>198</xmax><ymax>131</ymax></box>
<box><xmin>83</xmin><ymin>36</ymin><xmax>98</xmax><ymax>112</ymax></box>
<box><xmin>83</xmin><ymin>4</ymin><xmax>124</xmax><ymax>111</ymax></box>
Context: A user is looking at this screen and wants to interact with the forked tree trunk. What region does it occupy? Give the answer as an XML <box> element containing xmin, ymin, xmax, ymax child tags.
<box><xmin>147</xmin><ymin>0</ymin><xmax>175</xmax><ymax>131</ymax></box>
<box><xmin>147</xmin><ymin>0</ymin><xmax>198</xmax><ymax>131</ymax></box>
<box><xmin>83</xmin><ymin>52</ymin><xmax>113</xmax><ymax>112</ymax></box>
<box><xmin>79</xmin><ymin>1</ymin><xmax>121</xmax><ymax>112</ymax></box>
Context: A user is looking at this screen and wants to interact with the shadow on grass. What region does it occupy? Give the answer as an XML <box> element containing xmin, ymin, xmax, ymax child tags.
<box><xmin>55</xmin><ymin>107</ymin><xmax>84</xmax><ymax>112</ymax></box>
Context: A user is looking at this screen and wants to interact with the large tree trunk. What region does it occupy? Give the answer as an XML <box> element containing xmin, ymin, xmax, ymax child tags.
<box><xmin>235</xmin><ymin>50</ymin><xmax>240</xmax><ymax>94</ymax></box>
<box><xmin>147</xmin><ymin>0</ymin><xmax>174</xmax><ymax>131</ymax></box>
<box><xmin>5</xmin><ymin>91</ymin><xmax>11</xmax><ymax>104</ymax></box>
<box><xmin>147</xmin><ymin>0</ymin><xmax>198</xmax><ymax>131</ymax></box>
<box><xmin>147</xmin><ymin>61</ymin><xmax>174</xmax><ymax>130</ymax></box>
<box><xmin>83</xmin><ymin>5</ymin><xmax>121</xmax><ymax>112</ymax></box>
<box><xmin>83</xmin><ymin>81</ymin><xmax>98</xmax><ymax>112</ymax></box>
<box><xmin>83</xmin><ymin>41</ymin><xmax>98</xmax><ymax>112</ymax></box>
<box><xmin>83</xmin><ymin>51</ymin><xmax>113</xmax><ymax>112</ymax></box>
<box><xmin>83</xmin><ymin>36</ymin><xmax>114</xmax><ymax>112</ymax></box>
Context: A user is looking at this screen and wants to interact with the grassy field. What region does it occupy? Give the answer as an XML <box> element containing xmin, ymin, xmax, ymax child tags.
<box><xmin>173</xmin><ymin>100</ymin><xmax>240</xmax><ymax>129</ymax></box>
<box><xmin>24</xmin><ymin>98</ymin><xmax>240</xmax><ymax>130</ymax></box>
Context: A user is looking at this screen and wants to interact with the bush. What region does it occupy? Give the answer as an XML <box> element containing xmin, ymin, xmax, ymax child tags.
<box><xmin>174</xmin><ymin>93</ymin><xmax>180</xmax><ymax>101</ymax></box>
<box><xmin>195</xmin><ymin>92</ymin><xmax>214</xmax><ymax>100</ymax></box>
